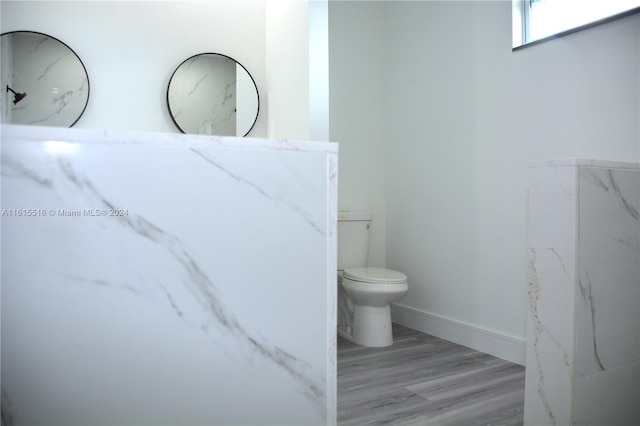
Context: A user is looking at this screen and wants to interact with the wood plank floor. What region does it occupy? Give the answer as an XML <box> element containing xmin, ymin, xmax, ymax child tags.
<box><xmin>337</xmin><ymin>324</ymin><xmax>525</xmax><ymax>425</ymax></box>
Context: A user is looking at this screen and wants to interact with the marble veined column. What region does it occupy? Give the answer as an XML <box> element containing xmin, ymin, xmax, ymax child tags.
<box><xmin>524</xmin><ymin>159</ymin><xmax>639</xmax><ymax>426</ymax></box>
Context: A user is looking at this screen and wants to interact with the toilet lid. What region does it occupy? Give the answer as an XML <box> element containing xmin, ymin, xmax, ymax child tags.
<box><xmin>343</xmin><ymin>267</ymin><xmax>407</xmax><ymax>284</ymax></box>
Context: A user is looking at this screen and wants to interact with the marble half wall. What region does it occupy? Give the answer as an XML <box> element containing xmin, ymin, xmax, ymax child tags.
<box><xmin>0</xmin><ymin>125</ymin><xmax>338</xmax><ymax>425</ymax></box>
<box><xmin>524</xmin><ymin>159</ymin><xmax>640</xmax><ymax>426</ymax></box>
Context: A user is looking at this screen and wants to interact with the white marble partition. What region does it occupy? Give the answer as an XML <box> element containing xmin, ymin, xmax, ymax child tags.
<box><xmin>0</xmin><ymin>124</ymin><xmax>338</xmax><ymax>425</ymax></box>
<box><xmin>524</xmin><ymin>159</ymin><xmax>640</xmax><ymax>426</ymax></box>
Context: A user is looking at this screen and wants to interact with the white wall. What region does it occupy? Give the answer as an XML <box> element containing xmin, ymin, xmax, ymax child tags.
<box><xmin>330</xmin><ymin>0</ymin><xmax>639</xmax><ymax>364</ymax></box>
<box><xmin>309</xmin><ymin>0</ymin><xmax>330</xmax><ymax>142</ymax></box>
<box><xmin>265</xmin><ymin>0</ymin><xmax>310</xmax><ymax>140</ymax></box>
<box><xmin>329</xmin><ymin>1</ymin><xmax>387</xmax><ymax>267</ymax></box>
<box><xmin>0</xmin><ymin>0</ymin><xmax>317</xmax><ymax>140</ymax></box>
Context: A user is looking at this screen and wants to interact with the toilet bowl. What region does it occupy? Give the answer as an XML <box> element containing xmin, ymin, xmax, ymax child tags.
<box><xmin>340</xmin><ymin>267</ymin><xmax>408</xmax><ymax>347</ymax></box>
<box><xmin>337</xmin><ymin>211</ymin><xmax>409</xmax><ymax>347</ymax></box>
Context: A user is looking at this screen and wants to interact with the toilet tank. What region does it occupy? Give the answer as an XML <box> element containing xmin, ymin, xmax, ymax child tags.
<box><xmin>338</xmin><ymin>211</ymin><xmax>373</xmax><ymax>271</ymax></box>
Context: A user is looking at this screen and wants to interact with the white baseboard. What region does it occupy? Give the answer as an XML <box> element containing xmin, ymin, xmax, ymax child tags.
<box><xmin>391</xmin><ymin>303</ymin><xmax>526</xmax><ymax>366</ymax></box>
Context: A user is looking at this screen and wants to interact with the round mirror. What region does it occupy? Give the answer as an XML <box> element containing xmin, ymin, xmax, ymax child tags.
<box><xmin>167</xmin><ymin>53</ymin><xmax>259</xmax><ymax>137</ymax></box>
<box><xmin>0</xmin><ymin>31</ymin><xmax>90</xmax><ymax>127</ymax></box>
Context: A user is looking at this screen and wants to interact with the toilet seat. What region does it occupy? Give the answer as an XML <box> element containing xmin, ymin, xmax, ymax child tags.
<box><xmin>343</xmin><ymin>267</ymin><xmax>407</xmax><ymax>284</ymax></box>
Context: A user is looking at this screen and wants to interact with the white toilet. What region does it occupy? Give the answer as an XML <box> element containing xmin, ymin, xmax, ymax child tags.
<box><xmin>337</xmin><ymin>211</ymin><xmax>408</xmax><ymax>347</ymax></box>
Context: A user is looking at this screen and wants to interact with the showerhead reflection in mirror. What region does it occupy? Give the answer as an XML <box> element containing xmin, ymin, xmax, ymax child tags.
<box><xmin>0</xmin><ymin>31</ymin><xmax>90</xmax><ymax>127</ymax></box>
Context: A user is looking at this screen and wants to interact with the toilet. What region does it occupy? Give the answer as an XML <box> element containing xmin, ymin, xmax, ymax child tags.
<box><xmin>337</xmin><ymin>211</ymin><xmax>408</xmax><ymax>347</ymax></box>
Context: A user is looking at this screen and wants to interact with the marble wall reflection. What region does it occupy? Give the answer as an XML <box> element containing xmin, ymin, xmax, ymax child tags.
<box><xmin>0</xmin><ymin>125</ymin><xmax>337</xmax><ymax>425</ymax></box>
<box><xmin>169</xmin><ymin>56</ymin><xmax>236</xmax><ymax>135</ymax></box>
<box><xmin>167</xmin><ymin>54</ymin><xmax>259</xmax><ymax>137</ymax></box>
<box><xmin>1</xmin><ymin>32</ymin><xmax>89</xmax><ymax>127</ymax></box>
<box><xmin>524</xmin><ymin>159</ymin><xmax>640</xmax><ymax>425</ymax></box>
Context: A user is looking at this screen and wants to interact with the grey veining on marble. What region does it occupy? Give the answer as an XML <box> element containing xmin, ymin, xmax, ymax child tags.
<box><xmin>573</xmin><ymin>167</ymin><xmax>640</xmax><ymax>425</ymax></box>
<box><xmin>191</xmin><ymin>147</ymin><xmax>326</xmax><ymax>235</ymax></box>
<box><xmin>524</xmin><ymin>160</ymin><xmax>640</xmax><ymax>426</ymax></box>
<box><xmin>0</xmin><ymin>125</ymin><xmax>337</xmax><ymax>425</ymax></box>
<box><xmin>525</xmin><ymin>163</ymin><xmax>578</xmax><ymax>426</ymax></box>
<box><xmin>338</xmin><ymin>324</ymin><xmax>525</xmax><ymax>426</ymax></box>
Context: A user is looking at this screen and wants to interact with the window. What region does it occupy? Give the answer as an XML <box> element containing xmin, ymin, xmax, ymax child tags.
<box><xmin>513</xmin><ymin>0</ymin><xmax>640</xmax><ymax>49</ymax></box>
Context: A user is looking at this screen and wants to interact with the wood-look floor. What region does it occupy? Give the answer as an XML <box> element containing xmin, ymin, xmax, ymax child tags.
<box><xmin>337</xmin><ymin>324</ymin><xmax>525</xmax><ymax>425</ymax></box>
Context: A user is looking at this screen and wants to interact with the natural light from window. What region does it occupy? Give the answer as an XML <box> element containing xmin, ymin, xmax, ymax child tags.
<box><xmin>513</xmin><ymin>0</ymin><xmax>640</xmax><ymax>48</ymax></box>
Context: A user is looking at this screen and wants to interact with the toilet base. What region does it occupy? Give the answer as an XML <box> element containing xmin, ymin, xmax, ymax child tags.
<box><xmin>337</xmin><ymin>324</ymin><xmax>353</xmax><ymax>341</ymax></box>
<box><xmin>351</xmin><ymin>305</ymin><xmax>393</xmax><ymax>347</ymax></box>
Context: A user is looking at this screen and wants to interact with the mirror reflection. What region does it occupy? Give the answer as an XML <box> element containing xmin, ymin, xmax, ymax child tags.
<box><xmin>167</xmin><ymin>53</ymin><xmax>259</xmax><ymax>137</ymax></box>
<box><xmin>1</xmin><ymin>31</ymin><xmax>90</xmax><ymax>127</ymax></box>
